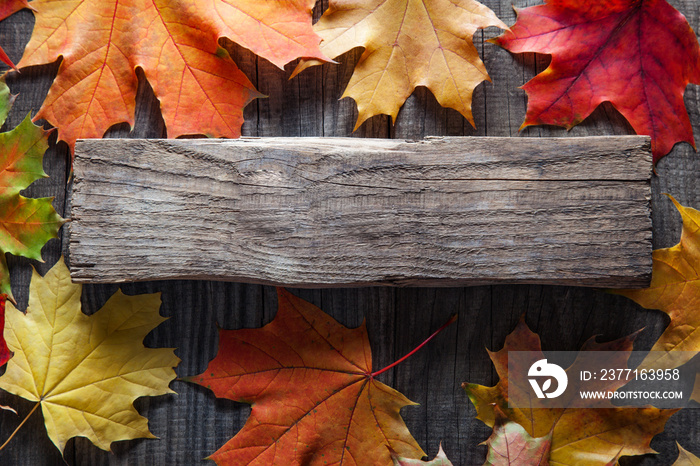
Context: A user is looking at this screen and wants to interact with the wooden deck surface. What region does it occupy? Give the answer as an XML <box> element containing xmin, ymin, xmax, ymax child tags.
<box><xmin>1</xmin><ymin>0</ymin><xmax>699</xmax><ymax>464</ymax></box>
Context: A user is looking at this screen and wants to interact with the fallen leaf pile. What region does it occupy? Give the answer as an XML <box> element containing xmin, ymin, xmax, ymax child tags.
<box><xmin>293</xmin><ymin>0</ymin><xmax>506</xmax><ymax>130</ymax></box>
<box><xmin>0</xmin><ymin>78</ymin><xmax>64</xmax><ymax>300</ymax></box>
<box><xmin>0</xmin><ymin>258</ymin><xmax>179</xmax><ymax>453</ymax></box>
<box><xmin>463</xmin><ymin>318</ymin><xmax>675</xmax><ymax>464</ymax></box>
<box><xmin>1</xmin><ymin>0</ymin><xmax>700</xmax><ymax>463</ymax></box>
<box><xmin>493</xmin><ymin>0</ymin><xmax>700</xmax><ymax>162</ymax></box>
<box><xmin>185</xmin><ymin>288</ymin><xmax>425</xmax><ymax>465</ymax></box>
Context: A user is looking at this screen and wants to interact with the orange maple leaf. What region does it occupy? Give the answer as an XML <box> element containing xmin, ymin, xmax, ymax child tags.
<box><xmin>463</xmin><ymin>318</ymin><xmax>675</xmax><ymax>465</ymax></box>
<box><xmin>18</xmin><ymin>0</ymin><xmax>326</xmax><ymax>152</ymax></box>
<box><xmin>492</xmin><ymin>0</ymin><xmax>700</xmax><ymax>163</ymax></box>
<box><xmin>614</xmin><ymin>196</ymin><xmax>700</xmax><ymax>371</ymax></box>
<box><xmin>293</xmin><ymin>0</ymin><xmax>506</xmax><ymax>130</ymax></box>
<box><xmin>185</xmin><ymin>289</ymin><xmax>457</xmax><ymax>465</ymax></box>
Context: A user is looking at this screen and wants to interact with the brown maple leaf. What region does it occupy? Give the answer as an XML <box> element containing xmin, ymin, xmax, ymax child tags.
<box><xmin>17</xmin><ymin>0</ymin><xmax>326</xmax><ymax>152</ymax></box>
<box><xmin>185</xmin><ymin>288</ymin><xmax>456</xmax><ymax>465</ymax></box>
<box><xmin>463</xmin><ymin>318</ymin><xmax>675</xmax><ymax>465</ymax></box>
<box><xmin>292</xmin><ymin>0</ymin><xmax>506</xmax><ymax>130</ymax></box>
<box><xmin>492</xmin><ymin>0</ymin><xmax>700</xmax><ymax>163</ymax></box>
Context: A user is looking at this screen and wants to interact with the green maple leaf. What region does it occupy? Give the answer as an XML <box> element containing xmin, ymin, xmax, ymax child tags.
<box><xmin>0</xmin><ymin>77</ymin><xmax>65</xmax><ymax>300</ymax></box>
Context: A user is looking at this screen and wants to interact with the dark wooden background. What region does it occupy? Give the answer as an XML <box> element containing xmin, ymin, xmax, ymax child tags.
<box><xmin>0</xmin><ymin>0</ymin><xmax>698</xmax><ymax>464</ymax></box>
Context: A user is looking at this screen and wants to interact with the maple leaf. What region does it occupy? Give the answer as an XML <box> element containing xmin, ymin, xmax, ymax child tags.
<box><xmin>614</xmin><ymin>196</ymin><xmax>700</xmax><ymax>370</ymax></box>
<box><xmin>692</xmin><ymin>374</ymin><xmax>700</xmax><ymax>404</ymax></box>
<box><xmin>462</xmin><ymin>318</ymin><xmax>675</xmax><ymax>465</ymax></box>
<box><xmin>292</xmin><ymin>0</ymin><xmax>506</xmax><ymax>130</ymax></box>
<box><xmin>0</xmin><ymin>0</ymin><xmax>33</xmax><ymax>69</ymax></box>
<box><xmin>18</xmin><ymin>0</ymin><xmax>326</xmax><ymax>152</ymax></box>
<box><xmin>0</xmin><ymin>294</ymin><xmax>15</xmax><ymax>414</ymax></box>
<box><xmin>184</xmin><ymin>288</ymin><xmax>458</xmax><ymax>465</ymax></box>
<box><xmin>0</xmin><ymin>257</ymin><xmax>180</xmax><ymax>453</ymax></box>
<box><xmin>674</xmin><ymin>443</ymin><xmax>700</xmax><ymax>466</ymax></box>
<box><xmin>0</xmin><ymin>78</ymin><xmax>64</xmax><ymax>301</ymax></box>
<box><xmin>482</xmin><ymin>405</ymin><xmax>550</xmax><ymax>466</ymax></box>
<box><xmin>0</xmin><ymin>294</ymin><xmax>10</xmax><ymax>368</ymax></box>
<box><xmin>492</xmin><ymin>0</ymin><xmax>700</xmax><ymax>163</ymax></box>
<box><xmin>390</xmin><ymin>443</ymin><xmax>453</xmax><ymax>465</ymax></box>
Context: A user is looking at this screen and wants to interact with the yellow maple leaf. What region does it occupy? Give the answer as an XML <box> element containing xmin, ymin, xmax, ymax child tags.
<box><xmin>614</xmin><ymin>196</ymin><xmax>700</xmax><ymax>370</ymax></box>
<box><xmin>0</xmin><ymin>258</ymin><xmax>179</xmax><ymax>453</ymax></box>
<box><xmin>293</xmin><ymin>0</ymin><xmax>506</xmax><ymax>130</ymax></box>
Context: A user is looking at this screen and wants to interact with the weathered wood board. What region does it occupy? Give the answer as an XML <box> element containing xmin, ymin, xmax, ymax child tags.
<box><xmin>70</xmin><ymin>136</ymin><xmax>652</xmax><ymax>287</ymax></box>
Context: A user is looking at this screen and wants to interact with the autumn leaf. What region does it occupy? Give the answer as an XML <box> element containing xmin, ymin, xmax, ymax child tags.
<box><xmin>18</xmin><ymin>0</ymin><xmax>327</xmax><ymax>152</ymax></box>
<box><xmin>692</xmin><ymin>375</ymin><xmax>700</xmax><ymax>404</ymax></box>
<box><xmin>482</xmin><ymin>405</ymin><xmax>550</xmax><ymax>466</ymax></box>
<box><xmin>614</xmin><ymin>196</ymin><xmax>700</xmax><ymax>370</ymax></box>
<box><xmin>0</xmin><ymin>294</ymin><xmax>10</xmax><ymax>368</ymax></box>
<box><xmin>0</xmin><ymin>0</ymin><xmax>33</xmax><ymax>69</ymax></box>
<box><xmin>0</xmin><ymin>257</ymin><xmax>180</xmax><ymax>453</ymax></box>
<box><xmin>0</xmin><ymin>78</ymin><xmax>64</xmax><ymax>301</ymax></box>
<box><xmin>462</xmin><ymin>318</ymin><xmax>675</xmax><ymax>465</ymax></box>
<box><xmin>390</xmin><ymin>444</ymin><xmax>453</xmax><ymax>465</ymax></box>
<box><xmin>0</xmin><ymin>74</ymin><xmax>14</xmax><ymax>125</ymax></box>
<box><xmin>292</xmin><ymin>0</ymin><xmax>506</xmax><ymax>130</ymax></box>
<box><xmin>492</xmin><ymin>0</ymin><xmax>700</xmax><ymax>163</ymax></box>
<box><xmin>674</xmin><ymin>443</ymin><xmax>700</xmax><ymax>466</ymax></box>
<box><xmin>184</xmin><ymin>288</ymin><xmax>458</xmax><ymax>465</ymax></box>
<box><xmin>0</xmin><ymin>294</ymin><xmax>15</xmax><ymax>415</ymax></box>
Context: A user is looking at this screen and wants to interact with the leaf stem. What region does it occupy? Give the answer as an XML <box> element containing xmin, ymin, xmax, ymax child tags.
<box><xmin>371</xmin><ymin>314</ymin><xmax>457</xmax><ymax>378</ymax></box>
<box><xmin>0</xmin><ymin>403</ymin><xmax>39</xmax><ymax>451</ymax></box>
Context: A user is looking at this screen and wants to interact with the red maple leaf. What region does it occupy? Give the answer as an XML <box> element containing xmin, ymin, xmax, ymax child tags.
<box><xmin>493</xmin><ymin>0</ymin><xmax>700</xmax><ymax>163</ymax></box>
<box><xmin>0</xmin><ymin>0</ymin><xmax>33</xmax><ymax>69</ymax></box>
<box><xmin>0</xmin><ymin>295</ymin><xmax>10</xmax><ymax>367</ymax></box>
<box><xmin>185</xmin><ymin>288</ymin><xmax>456</xmax><ymax>465</ymax></box>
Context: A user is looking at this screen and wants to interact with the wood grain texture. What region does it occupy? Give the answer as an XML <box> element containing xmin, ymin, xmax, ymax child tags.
<box><xmin>69</xmin><ymin>136</ymin><xmax>652</xmax><ymax>288</ymax></box>
<box><xmin>0</xmin><ymin>0</ymin><xmax>698</xmax><ymax>465</ymax></box>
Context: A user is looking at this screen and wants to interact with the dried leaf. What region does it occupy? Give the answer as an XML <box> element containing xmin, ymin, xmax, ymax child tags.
<box><xmin>463</xmin><ymin>318</ymin><xmax>674</xmax><ymax>465</ymax></box>
<box><xmin>391</xmin><ymin>443</ymin><xmax>453</xmax><ymax>465</ymax></box>
<box><xmin>614</xmin><ymin>196</ymin><xmax>700</xmax><ymax>370</ymax></box>
<box><xmin>674</xmin><ymin>442</ymin><xmax>700</xmax><ymax>466</ymax></box>
<box><xmin>691</xmin><ymin>374</ymin><xmax>700</xmax><ymax>404</ymax></box>
<box><xmin>18</xmin><ymin>0</ymin><xmax>326</xmax><ymax>152</ymax></box>
<box><xmin>492</xmin><ymin>0</ymin><xmax>700</xmax><ymax>163</ymax></box>
<box><xmin>482</xmin><ymin>405</ymin><xmax>550</xmax><ymax>465</ymax></box>
<box><xmin>185</xmin><ymin>288</ymin><xmax>425</xmax><ymax>465</ymax></box>
<box><xmin>0</xmin><ymin>79</ymin><xmax>64</xmax><ymax>300</ymax></box>
<box><xmin>293</xmin><ymin>0</ymin><xmax>506</xmax><ymax>130</ymax></box>
<box><xmin>0</xmin><ymin>258</ymin><xmax>180</xmax><ymax>453</ymax></box>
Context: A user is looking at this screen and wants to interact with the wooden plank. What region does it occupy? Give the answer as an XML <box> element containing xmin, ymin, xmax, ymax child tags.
<box><xmin>68</xmin><ymin>136</ymin><xmax>652</xmax><ymax>288</ymax></box>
